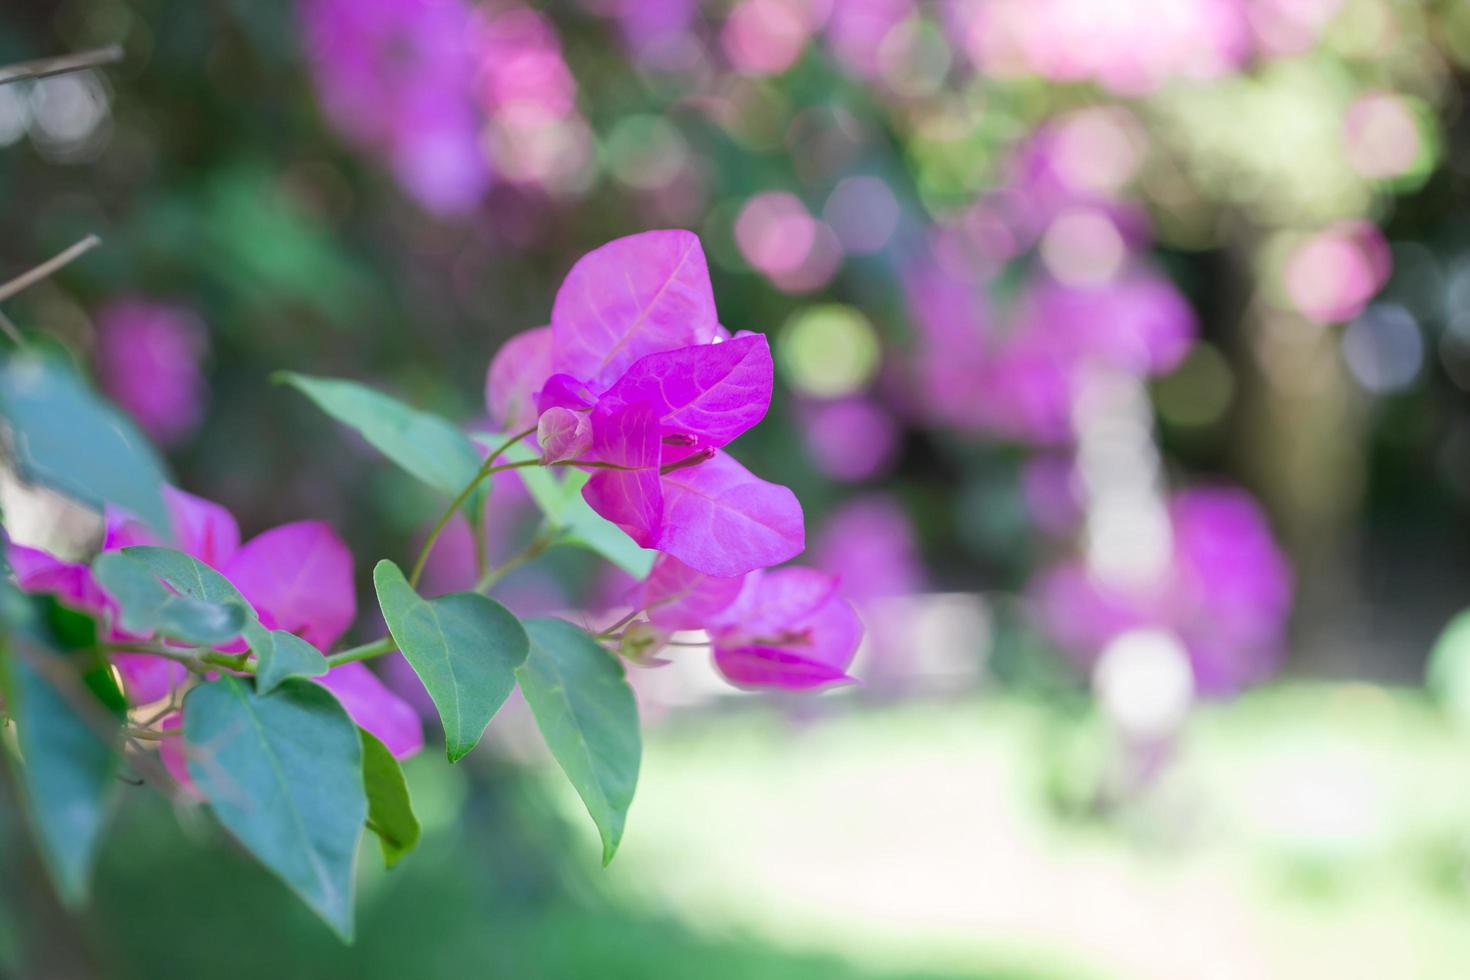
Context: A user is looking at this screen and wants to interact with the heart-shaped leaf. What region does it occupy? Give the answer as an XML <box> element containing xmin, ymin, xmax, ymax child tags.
<box><xmin>280</xmin><ymin>373</ymin><xmax>482</xmax><ymax>511</ymax></box>
<box><xmin>92</xmin><ymin>551</ymin><xmax>246</xmax><ymax>646</ymax></box>
<box><xmin>120</xmin><ymin>546</ymin><xmax>326</xmax><ymax>692</ymax></box>
<box><xmin>0</xmin><ymin>602</ymin><xmax>124</xmax><ymax>907</ymax></box>
<box><xmin>516</xmin><ymin>618</ymin><xmax>640</xmax><ymax>865</ymax></box>
<box><xmin>373</xmin><ymin>560</ymin><xmax>527</xmax><ymax>762</ymax></box>
<box><xmin>0</xmin><ymin>351</ymin><xmax>170</xmax><ymax>534</ymax></box>
<box><xmin>360</xmin><ymin>728</ymin><xmax>420</xmax><ymax>868</ymax></box>
<box><xmin>183</xmin><ymin>676</ymin><xmax>365</xmax><ymax>941</ymax></box>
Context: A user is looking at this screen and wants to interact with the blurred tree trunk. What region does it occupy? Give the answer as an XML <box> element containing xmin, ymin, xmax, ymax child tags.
<box><xmin>1227</xmin><ymin>239</ymin><xmax>1371</xmax><ymax>678</ymax></box>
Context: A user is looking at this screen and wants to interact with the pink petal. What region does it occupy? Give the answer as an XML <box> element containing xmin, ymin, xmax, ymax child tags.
<box><xmin>486</xmin><ymin>325</ymin><xmax>554</xmax><ymax>432</ymax></box>
<box><xmin>581</xmin><ymin>403</ymin><xmax>663</xmax><ymax>547</ymax></box>
<box><xmin>537</xmin><ymin>407</ymin><xmax>592</xmax><ymax>463</ymax></box>
<box><xmin>222</xmin><ymin>522</ymin><xmax>356</xmax><ymax>650</ymax></box>
<box><xmin>551</xmin><ymin>230</ymin><xmax>720</xmax><ymax>391</ymax></box>
<box><xmin>103</xmin><ymin>485</ymin><xmax>240</xmax><ymax>568</ymax></box>
<box><xmin>654</xmin><ymin>452</ymin><xmax>804</xmax><ymax>577</ymax></box>
<box><xmin>536</xmin><ymin>373</ymin><xmax>596</xmax><ymax>414</ymax></box>
<box><xmin>712</xmin><ymin>645</ymin><xmax>855</xmax><ymax>690</ymax></box>
<box><xmin>7</xmin><ymin>544</ymin><xmax>108</xmax><ymax>613</ymax></box>
<box><xmin>317</xmin><ymin>661</ymin><xmax>425</xmax><ymax>759</ymax></box>
<box><xmin>158</xmin><ymin>712</ymin><xmax>201</xmax><ymax>799</ymax></box>
<box><xmin>710</xmin><ymin>568</ymin><xmax>863</xmax><ymax>690</ymax></box>
<box><xmin>714</xmin><ymin>566</ymin><xmax>837</xmax><ymax>634</ymax></box>
<box><xmin>633</xmin><ymin>554</ymin><xmax>745</xmax><ymax>631</ymax></box>
<box><xmin>595</xmin><ymin>334</ymin><xmax>773</xmax><ymax>450</ymax></box>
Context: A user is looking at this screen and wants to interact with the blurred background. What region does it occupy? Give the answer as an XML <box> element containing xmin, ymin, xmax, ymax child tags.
<box><xmin>4</xmin><ymin>0</ymin><xmax>1470</xmax><ymax>976</ymax></box>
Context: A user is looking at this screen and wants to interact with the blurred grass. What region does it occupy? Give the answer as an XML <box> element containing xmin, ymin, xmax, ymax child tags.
<box><xmin>10</xmin><ymin>684</ymin><xmax>1470</xmax><ymax>979</ymax></box>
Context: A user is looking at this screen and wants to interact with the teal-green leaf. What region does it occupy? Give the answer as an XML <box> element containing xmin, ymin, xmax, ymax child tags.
<box><xmin>0</xmin><ymin>351</ymin><xmax>170</xmax><ymax>534</ymax></box>
<box><xmin>0</xmin><ymin>638</ymin><xmax>123</xmax><ymax>906</ymax></box>
<box><xmin>121</xmin><ymin>546</ymin><xmax>326</xmax><ymax>691</ymax></box>
<box><xmin>249</xmin><ymin>624</ymin><xmax>329</xmax><ymax>694</ymax></box>
<box><xmin>373</xmin><ymin>560</ymin><xmax>527</xmax><ymax>762</ymax></box>
<box><xmin>121</xmin><ymin>545</ymin><xmax>248</xmax><ymax>608</ymax></box>
<box><xmin>280</xmin><ymin>373</ymin><xmax>482</xmax><ymax>506</ymax></box>
<box><xmin>183</xmin><ymin>676</ymin><xmax>365</xmax><ymax>941</ymax></box>
<box><xmin>516</xmin><ymin>618</ymin><xmax>640</xmax><ymax>865</ymax></box>
<box><xmin>360</xmin><ymin>728</ymin><xmax>420</xmax><ymax>868</ymax></box>
<box><xmin>92</xmin><ymin>551</ymin><xmax>247</xmax><ymax>645</ymax></box>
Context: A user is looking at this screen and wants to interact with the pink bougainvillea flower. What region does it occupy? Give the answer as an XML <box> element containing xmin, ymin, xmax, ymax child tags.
<box><xmin>593</xmin><ymin>333</ymin><xmax>774</xmax><ymax>453</ymax></box>
<box><xmin>707</xmin><ymin>567</ymin><xmax>863</xmax><ymax>690</ymax></box>
<box><xmin>486</xmin><ymin>325</ymin><xmax>554</xmax><ymax>432</ymax></box>
<box><xmin>106</xmin><ymin>485</ymin><xmax>241</xmax><ymax>569</ymax></box>
<box><xmin>631</xmin><ymin>554</ymin><xmax>745</xmax><ymax>631</ymax></box>
<box><xmin>95</xmin><ymin>300</ymin><xmax>209</xmax><ymax>449</ymax></box>
<box><xmin>1033</xmin><ymin>485</ymin><xmax>1292</xmax><ymax>696</ymax></box>
<box><xmin>653</xmin><ymin>452</ymin><xmax>803</xmax><ymax>578</ymax></box>
<box><xmin>484</xmin><ymin>230</ymin><xmax>804</xmax><ymax>578</ymax></box>
<box><xmin>550</xmin><ymin>229</ymin><xmax>723</xmax><ymax>391</ymax></box>
<box><xmin>223</xmin><ymin>521</ymin><xmax>356</xmax><ymax>651</ymax></box>
<box><xmin>626</xmin><ymin>556</ymin><xmax>864</xmax><ymax>691</ymax></box>
<box><xmin>317</xmin><ymin>661</ymin><xmax>426</xmax><ymax>759</ymax></box>
<box><xmin>537</xmin><ymin>406</ymin><xmax>593</xmax><ymax>463</ymax></box>
<box><xmin>9</xmin><ymin>486</ymin><xmax>423</xmax><ymax>757</ymax></box>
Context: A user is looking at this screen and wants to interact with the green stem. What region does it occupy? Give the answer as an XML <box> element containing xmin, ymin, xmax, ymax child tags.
<box><xmin>325</xmin><ymin>636</ymin><xmax>396</xmax><ymax>669</ymax></box>
<box><xmin>408</xmin><ymin>427</ymin><xmax>535</xmax><ymax>588</ymax></box>
<box><xmin>474</xmin><ymin>529</ymin><xmax>555</xmax><ymax>593</ymax></box>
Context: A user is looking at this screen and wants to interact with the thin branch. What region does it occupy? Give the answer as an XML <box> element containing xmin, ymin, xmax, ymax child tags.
<box><xmin>0</xmin><ymin>235</ymin><xmax>101</xmax><ymax>304</ymax></box>
<box><xmin>0</xmin><ymin>46</ymin><xmax>123</xmax><ymax>87</ymax></box>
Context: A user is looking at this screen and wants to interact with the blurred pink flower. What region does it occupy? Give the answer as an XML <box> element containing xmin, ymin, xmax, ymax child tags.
<box><xmin>299</xmin><ymin>0</ymin><xmax>490</xmax><ymax>215</ymax></box>
<box><xmin>1282</xmin><ymin>220</ymin><xmax>1392</xmax><ymax>325</ymax></box>
<box><xmin>1033</xmin><ymin>485</ymin><xmax>1292</xmax><ymax>696</ymax></box>
<box><xmin>95</xmin><ymin>300</ymin><xmax>208</xmax><ymax>449</ymax></box>
<box><xmin>798</xmin><ymin>395</ymin><xmax>902</xmax><ymax>482</ymax></box>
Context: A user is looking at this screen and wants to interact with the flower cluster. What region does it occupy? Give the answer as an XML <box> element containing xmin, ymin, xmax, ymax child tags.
<box><xmin>10</xmin><ymin>487</ymin><xmax>422</xmax><ymax>760</ymax></box>
<box><xmin>298</xmin><ymin>0</ymin><xmax>591</xmax><ymax>214</ymax></box>
<box><xmin>1033</xmin><ymin>486</ymin><xmax>1293</xmax><ymax>696</ymax></box>
<box><xmin>905</xmin><ymin>115</ymin><xmax>1196</xmax><ymax>445</ymax></box>
<box><xmin>94</xmin><ymin>299</ymin><xmax>209</xmax><ymax>449</ymax></box>
<box><xmin>488</xmin><ymin>229</ymin><xmax>861</xmax><ymax>688</ymax></box>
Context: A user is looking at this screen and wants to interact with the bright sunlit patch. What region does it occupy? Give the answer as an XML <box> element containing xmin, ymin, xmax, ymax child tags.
<box><xmin>734</xmin><ymin>191</ymin><xmax>816</xmax><ymax>276</ymax></box>
<box><xmin>778</xmin><ymin>304</ymin><xmax>881</xmax><ymax>397</ymax></box>
<box><xmin>0</xmin><ymin>83</ymin><xmax>28</xmax><ymax>147</ymax></box>
<box><xmin>1094</xmin><ymin>628</ymin><xmax>1195</xmax><ymax>741</ymax></box>
<box><xmin>721</xmin><ymin>0</ymin><xmax>812</xmax><ymax>77</ymax></box>
<box><xmin>1053</xmin><ymin>108</ymin><xmax>1144</xmax><ymax>196</ymax></box>
<box><xmin>605</xmin><ymin>114</ymin><xmax>690</xmax><ymax>191</ymax></box>
<box><xmin>1343</xmin><ymin>92</ymin><xmax>1427</xmax><ymax>183</ymax></box>
<box><xmin>1040</xmin><ymin>207</ymin><xmax>1127</xmax><ymax>286</ymax></box>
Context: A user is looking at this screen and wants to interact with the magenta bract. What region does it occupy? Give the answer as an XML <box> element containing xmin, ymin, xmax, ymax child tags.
<box><xmin>707</xmin><ymin>567</ymin><xmax>862</xmax><ymax>690</ymax></box>
<box><xmin>485</xmin><ymin>230</ymin><xmax>805</xmax><ymax>579</ymax></box>
<box><xmin>550</xmin><ymin>229</ymin><xmax>722</xmax><ymax>392</ymax></box>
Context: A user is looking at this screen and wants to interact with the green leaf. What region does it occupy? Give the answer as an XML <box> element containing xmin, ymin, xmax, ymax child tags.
<box><xmin>248</xmin><ymin>624</ymin><xmax>329</xmax><ymax>694</ymax></box>
<box><xmin>360</xmin><ymin>728</ymin><xmax>420</xmax><ymax>868</ymax></box>
<box><xmin>183</xmin><ymin>676</ymin><xmax>365</xmax><ymax>941</ymax></box>
<box><xmin>373</xmin><ymin>560</ymin><xmax>527</xmax><ymax>762</ymax></box>
<box><xmin>280</xmin><ymin>373</ymin><xmax>482</xmax><ymax>508</ymax></box>
<box><xmin>0</xmin><ymin>351</ymin><xmax>170</xmax><ymax>533</ymax></box>
<box><xmin>120</xmin><ymin>546</ymin><xmax>326</xmax><ymax>691</ymax></box>
<box><xmin>0</xmin><ymin>632</ymin><xmax>123</xmax><ymax>906</ymax></box>
<box><xmin>473</xmin><ymin>435</ymin><xmax>655</xmax><ymax>578</ymax></box>
<box><xmin>1428</xmin><ymin>609</ymin><xmax>1470</xmax><ymax>726</ymax></box>
<box><xmin>516</xmin><ymin>618</ymin><xmax>640</xmax><ymax>865</ymax></box>
<box><xmin>92</xmin><ymin>551</ymin><xmax>247</xmax><ymax>645</ymax></box>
